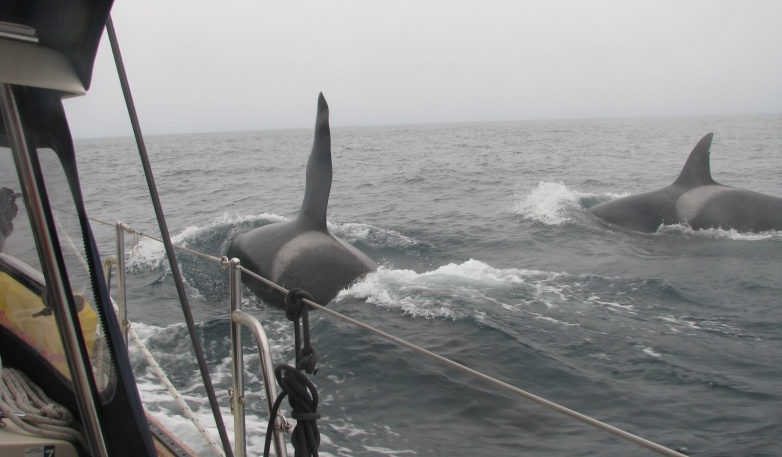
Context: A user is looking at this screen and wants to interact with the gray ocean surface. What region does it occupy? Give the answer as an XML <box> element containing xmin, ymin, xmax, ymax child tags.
<box><xmin>75</xmin><ymin>114</ymin><xmax>782</xmax><ymax>456</ymax></box>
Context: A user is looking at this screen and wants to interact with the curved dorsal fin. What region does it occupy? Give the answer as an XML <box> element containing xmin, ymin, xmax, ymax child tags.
<box><xmin>672</xmin><ymin>133</ymin><xmax>716</xmax><ymax>187</ymax></box>
<box><xmin>298</xmin><ymin>92</ymin><xmax>332</xmax><ymax>230</ymax></box>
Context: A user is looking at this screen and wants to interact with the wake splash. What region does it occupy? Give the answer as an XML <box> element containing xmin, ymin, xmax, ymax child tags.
<box><xmin>129</xmin><ymin>321</ymin><xmax>416</xmax><ymax>457</ymax></box>
<box><xmin>115</xmin><ymin>212</ymin><xmax>430</xmax><ymax>305</ymax></box>
<box><xmin>121</xmin><ymin>212</ymin><xmax>421</xmax><ymax>272</ymax></box>
<box><xmin>512</xmin><ymin>181</ymin><xmax>618</xmax><ymax>226</ymax></box>
<box><xmin>338</xmin><ymin>259</ymin><xmax>568</xmax><ymax>320</ymax></box>
<box><xmin>514</xmin><ymin>182</ymin><xmax>782</xmax><ymax>241</ymax></box>
<box><xmin>337</xmin><ymin>259</ymin><xmax>744</xmax><ymax>343</ymax></box>
<box><xmin>119</xmin><ymin>213</ymin><xmax>285</xmax><ymax>271</ymax></box>
<box><xmin>328</xmin><ymin>221</ymin><xmax>423</xmax><ymax>250</ymax></box>
<box><xmin>657</xmin><ymin>224</ymin><xmax>782</xmax><ymax>241</ymax></box>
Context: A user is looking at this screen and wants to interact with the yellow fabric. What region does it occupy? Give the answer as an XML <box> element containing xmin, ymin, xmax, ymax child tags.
<box><xmin>0</xmin><ymin>271</ymin><xmax>99</xmax><ymax>380</ymax></box>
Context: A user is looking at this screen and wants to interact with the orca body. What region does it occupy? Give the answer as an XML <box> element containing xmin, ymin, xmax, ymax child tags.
<box><xmin>588</xmin><ymin>133</ymin><xmax>782</xmax><ymax>233</ymax></box>
<box><xmin>227</xmin><ymin>93</ymin><xmax>377</xmax><ymax>306</ymax></box>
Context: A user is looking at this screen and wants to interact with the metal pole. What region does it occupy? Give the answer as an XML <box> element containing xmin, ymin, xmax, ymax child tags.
<box><xmin>229</xmin><ymin>258</ymin><xmax>287</xmax><ymax>457</ymax></box>
<box><xmin>228</xmin><ymin>258</ymin><xmax>246</xmax><ymax>457</ymax></box>
<box><xmin>105</xmin><ymin>16</ymin><xmax>233</xmax><ymax>456</ymax></box>
<box><xmin>0</xmin><ymin>83</ymin><xmax>109</xmax><ymax>457</ymax></box>
<box><xmin>231</xmin><ymin>311</ymin><xmax>288</xmax><ymax>457</ymax></box>
<box><xmin>115</xmin><ymin>222</ymin><xmax>128</xmax><ymax>345</ymax></box>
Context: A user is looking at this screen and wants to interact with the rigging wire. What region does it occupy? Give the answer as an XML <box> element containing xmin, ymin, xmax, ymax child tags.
<box><xmin>305</xmin><ymin>298</ymin><xmax>687</xmax><ymax>457</ymax></box>
<box><xmin>234</xmin><ymin>263</ymin><xmax>687</xmax><ymax>457</ymax></box>
<box><xmin>104</xmin><ymin>16</ymin><xmax>233</xmax><ymax>457</ymax></box>
<box><xmin>125</xmin><ymin>322</ymin><xmax>226</xmax><ymax>457</ymax></box>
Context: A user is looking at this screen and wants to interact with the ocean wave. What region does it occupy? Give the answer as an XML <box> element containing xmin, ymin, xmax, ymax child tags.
<box><xmin>123</xmin><ymin>233</ymin><xmax>167</xmax><ymax>271</ymax></box>
<box><xmin>656</xmin><ymin>314</ymin><xmax>759</xmax><ymax>340</ymax></box>
<box><xmin>214</xmin><ymin>211</ymin><xmax>289</xmax><ymax>226</ymax></box>
<box><xmin>128</xmin><ymin>319</ymin><xmax>412</xmax><ymax>457</ymax></box>
<box><xmin>335</xmin><ymin>258</ymin><xmax>726</xmax><ymax>362</ymax></box>
<box><xmin>328</xmin><ymin>221</ymin><xmax>423</xmax><ymax>249</ymax></box>
<box><xmin>339</xmin><ymin>259</ymin><xmax>576</xmax><ymax>320</ymax></box>
<box><xmin>122</xmin><ymin>212</ymin><xmax>420</xmax><ymax>271</ymax></box>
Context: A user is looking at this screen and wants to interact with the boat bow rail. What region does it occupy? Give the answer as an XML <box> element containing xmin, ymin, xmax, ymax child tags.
<box><xmin>101</xmin><ymin>220</ymin><xmax>688</xmax><ymax>457</ymax></box>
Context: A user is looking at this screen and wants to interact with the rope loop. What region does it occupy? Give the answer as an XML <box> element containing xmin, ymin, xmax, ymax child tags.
<box><xmin>297</xmin><ymin>346</ymin><xmax>319</xmax><ymax>374</ymax></box>
<box><xmin>276</xmin><ymin>365</ymin><xmax>320</xmax><ymax>457</ymax></box>
<box><xmin>284</xmin><ymin>288</ymin><xmax>312</xmax><ymax>322</ymax></box>
<box><xmin>264</xmin><ymin>363</ymin><xmax>321</xmax><ymax>457</ymax></box>
<box><xmin>284</xmin><ymin>288</ymin><xmax>319</xmax><ymax>374</ymax></box>
<box><xmin>264</xmin><ymin>288</ymin><xmax>321</xmax><ymax>457</ymax></box>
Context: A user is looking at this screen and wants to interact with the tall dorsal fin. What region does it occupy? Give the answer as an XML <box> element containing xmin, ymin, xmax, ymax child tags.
<box><xmin>672</xmin><ymin>133</ymin><xmax>716</xmax><ymax>187</ymax></box>
<box><xmin>298</xmin><ymin>92</ymin><xmax>332</xmax><ymax>230</ymax></box>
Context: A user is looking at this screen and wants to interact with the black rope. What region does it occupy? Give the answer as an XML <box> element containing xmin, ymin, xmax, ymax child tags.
<box><xmin>285</xmin><ymin>289</ymin><xmax>319</xmax><ymax>374</ymax></box>
<box><xmin>264</xmin><ymin>289</ymin><xmax>321</xmax><ymax>457</ymax></box>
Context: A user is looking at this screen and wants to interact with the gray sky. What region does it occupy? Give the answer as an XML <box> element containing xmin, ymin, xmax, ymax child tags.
<box><xmin>63</xmin><ymin>0</ymin><xmax>782</xmax><ymax>138</ymax></box>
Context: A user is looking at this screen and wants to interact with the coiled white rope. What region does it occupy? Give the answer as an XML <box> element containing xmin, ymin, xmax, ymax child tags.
<box><xmin>0</xmin><ymin>356</ymin><xmax>88</xmax><ymax>449</ymax></box>
<box><xmin>125</xmin><ymin>321</ymin><xmax>226</xmax><ymax>457</ymax></box>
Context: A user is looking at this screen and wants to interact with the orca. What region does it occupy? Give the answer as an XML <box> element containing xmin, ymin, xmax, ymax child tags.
<box><xmin>227</xmin><ymin>93</ymin><xmax>377</xmax><ymax>306</ymax></box>
<box><xmin>587</xmin><ymin>133</ymin><xmax>782</xmax><ymax>233</ymax></box>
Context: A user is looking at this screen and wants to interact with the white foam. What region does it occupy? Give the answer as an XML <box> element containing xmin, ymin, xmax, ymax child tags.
<box><xmin>124</xmin><ymin>234</ymin><xmax>165</xmax><ymax>269</ymax></box>
<box><xmin>215</xmin><ymin>212</ymin><xmax>288</xmax><ymax>225</ymax></box>
<box><xmin>132</xmin><ymin>334</ymin><xmax>411</xmax><ymax>456</ymax></box>
<box><xmin>512</xmin><ymin>181</ymin><xmax>586</xmax><ymax>225</ymax></box>
<box><xmin>128</xmin><ymin>319</ymin><xmax>298</xmax><ymax>456</ymax></box>
<box><xmin>656</xmin><ymin>314</ymin><xmax>755</xmax><ymax>340</ymax></box>
<box><xmin>120</xmin><ymin>213</ymin><xmax>429</xmax><ymax>277</ymax></box>
<box><xmin>586</xmin><ymin>295</ymin><xmax>635</xmax><ymax>313</ymax></box>
<box><xmin>122</xmin><ymin>213</ymin><xmax>289</xmax><ymax>270</ymax></box>
<box><xmin>361</xmin><ymin>445</ymin><xmax>418</xmax><ymax>455</ymax></box>
<box><xmin>328</xmin><ymin>221</ymin><xmax>421</xmax><ymax>248</ymax></box>
<box><xmin>529</xmin><ymin>312</ymin><xmax>580</xmax><ymax>327</ymax></box>
<box><xmin>341</xmin><ymin>260</ymin><xmax>642</xmax><ymax>323</ymax></box>
<box><xmin>422</xmin><ymin>258</ymin><xmax>553</xmax><ymax>284</ymax></box>
<box><xmin>340</xmin><ymin>259</ymin><xmax>565</xmax><ymax>319</ymax></box>
<box><xmin>657</xmin><ymin>224</ymin><xmax>782</xmax><ymax>241</ymax></box>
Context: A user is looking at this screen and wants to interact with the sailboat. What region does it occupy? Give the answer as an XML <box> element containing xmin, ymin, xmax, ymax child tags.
<box><xmin>0</xmin><ymin>1</ymin><xmax>282</xmax><ymax>456</ymax></box>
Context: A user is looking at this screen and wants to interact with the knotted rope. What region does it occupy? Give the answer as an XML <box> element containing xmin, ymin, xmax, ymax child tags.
<box><xmin>264</xmin><ymin>288</ymin><xmax>321</xmax><ymax>457</ymax></box>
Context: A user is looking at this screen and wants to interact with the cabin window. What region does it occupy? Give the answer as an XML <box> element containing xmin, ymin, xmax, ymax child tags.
<box><xmin>0</xmin><ymin>145</ymin><xmax>112</xmax><ymax>393</ymax></box>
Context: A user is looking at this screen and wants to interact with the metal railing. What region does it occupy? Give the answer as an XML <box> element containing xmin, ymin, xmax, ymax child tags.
<box><xmin>107</xmin><ymin>220</ymin><xmax>687</xmax><ymax>457</ymax></box>
<box><xmin>109</xmin><ymin>222</ymin><xmax>289</xmax><ymax>457</ymax></box>
<box><xmin>227</xmin><ymin>257</ymin><xmax>289</xmax><ymax>457</ymax></box>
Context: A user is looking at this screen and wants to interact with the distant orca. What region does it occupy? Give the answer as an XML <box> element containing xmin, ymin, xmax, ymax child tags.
<box><xmin>587</xmin><ymin>133</ymin><xmax>782</xmax><ymax>233</ymax></box>
<box><xmin>227</xmin><ymin>93</ymin><xmax>377</xmax><ymax>306</ymax></box>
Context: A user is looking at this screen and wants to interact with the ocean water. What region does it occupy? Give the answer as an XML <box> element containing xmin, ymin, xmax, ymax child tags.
<box><xmin>74</xmin><ymin>114</ymin><xmax>782</xmax><ymax>456</ymax></box>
